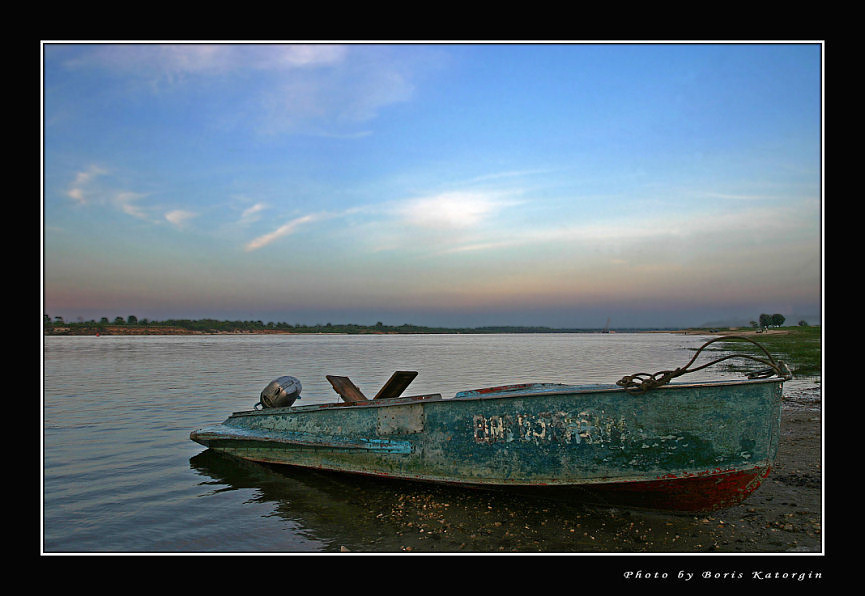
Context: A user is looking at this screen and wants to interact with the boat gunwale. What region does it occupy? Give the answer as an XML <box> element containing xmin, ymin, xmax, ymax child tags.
<box><xmin>227</xmin><ymin>375</ymin><xmax>784</xmax><ymax>418</ymax></box>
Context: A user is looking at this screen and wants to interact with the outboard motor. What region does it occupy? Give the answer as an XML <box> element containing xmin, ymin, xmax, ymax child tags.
<box><xmin>257</xmin><ymin>375</ymin><xmax>302</xmax><ymax>409</ymax></box>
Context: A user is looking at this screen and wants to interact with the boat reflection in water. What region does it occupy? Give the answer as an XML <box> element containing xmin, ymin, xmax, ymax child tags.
<box><xmin>188</xmin><ymin>448</ymin><xmax>606</xmax><ymax>553</ymax></box>
<box><xmin>188</xmin><ymin>447</ymin><xmax>686</xmax><ymax>553</ymax></box>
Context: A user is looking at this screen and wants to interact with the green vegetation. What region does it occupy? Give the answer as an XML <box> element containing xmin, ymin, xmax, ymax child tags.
<box><xmin>755</xmin><ymin>312</ymin><xmax>787</xmax><ymax>329</ymax></box>
<box><xmin>44</xmin><ymin>315</ymin><xmax>671</xmax><ymax>336</ymax></box>
<box><xmin>713</xmin><ymin>325</ymin><xmax>822</xmax><ymax>378</ymax></box>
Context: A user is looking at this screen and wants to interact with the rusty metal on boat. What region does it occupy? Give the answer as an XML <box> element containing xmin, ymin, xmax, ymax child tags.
<box><xmin>190</xmin><ymin>337</ymin><xmax>791</xmax><ymax>512</ymax></box>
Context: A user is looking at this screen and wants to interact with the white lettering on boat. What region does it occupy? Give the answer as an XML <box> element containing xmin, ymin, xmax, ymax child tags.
<box><xmin>472</xmin><ymin>411</ymin><xmax>630</xmax><ymax>446</ymax></box>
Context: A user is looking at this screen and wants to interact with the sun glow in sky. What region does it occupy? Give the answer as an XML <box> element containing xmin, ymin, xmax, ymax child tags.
<box><xmin>42</xmin><ymin>42</ymin><xmax>822</xmax><ymax>328</ymax></box>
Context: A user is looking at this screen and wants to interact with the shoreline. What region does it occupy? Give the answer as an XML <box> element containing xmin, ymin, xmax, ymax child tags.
<box><xmin>43</xmin><ymin>325</ymin><xmax>796</xmax><ymax>337</ymax></box>
<box><xmin>671</xmin><ymin>328</ymin><xmax>790</xmax><ymax>336</ymax></box>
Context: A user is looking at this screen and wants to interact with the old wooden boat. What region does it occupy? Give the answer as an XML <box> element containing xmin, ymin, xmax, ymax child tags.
<box><xmin>190</xmin><ymin>337</ymin><xmax>792</xmax><ymax>512</ymax></box>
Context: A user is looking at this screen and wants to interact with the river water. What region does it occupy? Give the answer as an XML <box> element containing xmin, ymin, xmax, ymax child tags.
<box><xmin>42</xmin><ymin>333</ymin><xmax>818</xmax><ymax>553</ymax></box>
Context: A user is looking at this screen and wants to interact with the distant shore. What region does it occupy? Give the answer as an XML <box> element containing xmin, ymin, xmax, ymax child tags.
<box><xmin>42</xmin><ymin>324</ymin><xmax>794</xmax><ymax>337</ymax></box>
<box><xmin>44</xmin><ymin>326</ymin><xmax>306</xmax><ymax>336</ymax></box>
<box><xmin>43</xmin><ymin>324</ymin><xmax>682</xmax><ymax>336</ymax></box>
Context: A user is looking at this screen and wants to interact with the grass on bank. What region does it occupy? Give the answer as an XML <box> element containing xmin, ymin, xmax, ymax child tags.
<box><xmin>701</xmin><ymin>326</ymin><xmax>822</xmax><ymax>379</ymax></box>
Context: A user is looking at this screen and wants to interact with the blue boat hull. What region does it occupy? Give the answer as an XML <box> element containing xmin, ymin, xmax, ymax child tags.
<box><xmin>191</xmin><ymin>378</ymin><xmax>783</xmax><ymax>511</ymax></box>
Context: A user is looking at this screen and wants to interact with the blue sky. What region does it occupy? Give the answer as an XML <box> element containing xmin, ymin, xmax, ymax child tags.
<box><xmin>42</xmin><ymin>42</ymin><xmax>822</xmax><ymax>328</ymax></box>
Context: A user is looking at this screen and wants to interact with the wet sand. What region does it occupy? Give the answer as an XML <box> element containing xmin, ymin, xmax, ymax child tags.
<box><xmin>657</xmin><ymin>393</ymin><xmax>823</xmax><ymax>553</ymax></box>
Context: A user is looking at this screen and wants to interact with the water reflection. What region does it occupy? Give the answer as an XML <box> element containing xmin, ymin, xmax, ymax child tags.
<box><xmin>188</xmin><ymin>449</ymin><xmax>704</xmax><ymax>553</ymax></box>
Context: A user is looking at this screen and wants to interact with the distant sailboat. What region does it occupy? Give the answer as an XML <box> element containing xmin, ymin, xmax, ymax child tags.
<box><xmin>602</xmin><ymin>318</ymin><xmax>611</xmax><ymax>333</ymax></box>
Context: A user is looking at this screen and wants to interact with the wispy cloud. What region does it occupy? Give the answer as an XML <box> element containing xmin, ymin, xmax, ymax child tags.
<box><xmin>65</xmin><ymin>166</ymin><xmax>152</xmax><ymax>220</ymax></box>
<box><xmin>114</xmin><ymin>191</ymin><xmax>150</xmax><ymax>220</ymax></box>
<box><xmin>244</xmin><ymin>213</ymin><xmax>322</xmax><ymax>251</ymax></box>
<box><xmin>439</xmin><ymin>239</ymin><xmax>522</xmax><ymax>254</ymax></box>
<box><xmin>60</xmin><ymin>44</ymin><xmax>415</xmax><ymax>137</ymax></box>
<box><xmin>258</xmin><ymin>47</ymin><xmax>415</xmax><ymax>136</ymax></box>
<box><xmin>242</xmin><ymin>205</ymin><xmax>372</xmax><ymax>251</ymax></box>
<box><xmin>64</xmin><ymin>44</ymin><xmax>348</xmax><ymax>81</ymax></box>
<box><xmin>66</xmin><ymin>165</ymin><xmax>108</xmax><ymax>204</ymax></box>
<box><xmin>239</xmin><ymin>202</ymin><xmax>267</xmax><ymax>225</ymax></box>
<box><xmin>700</xmin><ymin>192</ymin><xmax>781</xmax><ymax>201</ymax></box>
<box><xmin>462</xmin><ymin>168</ymin><xmax>555</xmax><ymax>186</ymax></box>
<box><xmin>65</xmin><ymin>166</ymin><xmax>201</xmax><ymax>226</ymax></box>
<box><xmin>264</xmin><ymin>45</ymin><xmax>348</xmax><ymax>69</ymax></box>
<box><xmin>165</xmin><ymin>209</ymin><xmax>197</xmax><ymax>228</ymax></box>
<box><xmin>438</xmin><ymin>198</ymin><xmax>818</xmax><ymax>257</ymax></box>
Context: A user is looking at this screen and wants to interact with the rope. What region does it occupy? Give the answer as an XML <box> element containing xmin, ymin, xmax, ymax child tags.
<box><xmin>615</xmin><ymin>335</ymin><xmax>792</xmax><ymax>394</ymax></box>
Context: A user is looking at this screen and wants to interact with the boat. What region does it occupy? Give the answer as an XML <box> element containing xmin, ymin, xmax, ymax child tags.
<box><xmin>190</xmin><ymin>336</ymin><xmax>791</xmax><ymax>512</ymax></box>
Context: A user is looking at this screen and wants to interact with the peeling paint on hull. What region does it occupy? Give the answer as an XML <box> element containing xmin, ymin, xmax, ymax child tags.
<box><xmin>191</xmin><ymin>378</ymin><xmax>784</xmax><ymax>512</ymax></box>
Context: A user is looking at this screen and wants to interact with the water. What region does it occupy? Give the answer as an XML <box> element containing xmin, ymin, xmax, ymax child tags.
<box><xmin>42</xmin><ymin>333</ymin><xmax>816</xmax><ymax>553</ymax></box>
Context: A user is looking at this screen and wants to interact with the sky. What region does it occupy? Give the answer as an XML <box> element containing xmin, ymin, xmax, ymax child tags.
<box><xmin>42</xmin><ymin>42</ymin><xmax>822</xmax><ymax>328</ymax></box>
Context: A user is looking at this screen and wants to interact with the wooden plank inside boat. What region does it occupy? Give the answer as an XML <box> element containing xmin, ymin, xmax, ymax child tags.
<box><xmin>326</xmin><ymin>375</ymin><xmax>368</xmax><ymax>402</ymax></box>
<box><xmin>374</xmin><ymin>371</ymin><xmax>418</xmax><ymax>399</ymax></box>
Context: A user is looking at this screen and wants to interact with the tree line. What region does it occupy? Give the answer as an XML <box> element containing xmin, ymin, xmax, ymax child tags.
<box><xmin>750</xmin><ymin>313</ymin><xmax>810</xmax><ymax>329</ymax></box>
<box><xmin>42</xmin><ymin>315</ymin><xmax>623</xmax><ymax>335</ymax></box>
<box><xmin>44</xmin><ymin>313</ymin><xmax>810</xmax><ymax>335</ymax></box>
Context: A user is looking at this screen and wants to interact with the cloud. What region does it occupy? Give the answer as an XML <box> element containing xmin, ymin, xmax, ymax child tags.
<box><xmin>65</xmin><ymin>44</ymin><xmax>348</xmax><ymax>80</ymax></box>
<box><xmin>165</xmin><ymin>209</ymin><xmax>197</xmax><ymax>228</ymax></box>
<box><xmin>258</xmin><ymin>47</ymin><xmax>415</xmax><ymax>135</ymax></box>
<box><xmin>66</xmin><ymin>165</ymin><xmax>108</xmax><ymax>204</ymax></box>
<box><xmin>463</xmin><ymin>168</ymin><xmax>556</xmax><ymax>185</ymax></box>
<box><xmin>66</xmin><ymin>166</ymin><xmax>202</xmax><ymax>225</ymax></box>
<box><xmin>264</xmin><ymin>45</ymin><xmax>348</xmax><ymax>69</ymax></box>
<box><xmin>244</xmin><ymin>213</ymin><xmax>321</xmax><ymax>251</ymax></box>
<box><xmin>239</xmin><ymin>202</ymin><xmax>267</xmax><ymax>224</ymax></box>
<box><xmin>395</xmin><ymin>192</ymin><xmax>517</xmax><ymax>230</ymax></box>
<box><xmin>113</xmin><ymin>191</ymin><xmax>150</xmax><ymax>220</ymax></box>
<box><xmin>422</xmin><ymin>196</ymin><xmax>819</xmax><ymax>260</ymax></box>
<box><xmin>65</xmin><ymin>166</ymin><xmax>153</xmax><ymax>220</ymax></box>
<box><xmin>701</xmin><ymin>192</ymin><xmax>781</xmax><ymax>201</ymax></box>
<box><xmin>439</xmin><ymin>240</ymin><xmax>520</xmax><ymax>254</ymax></box>
<box><xmin>60</xmin><ymin>44</ymin><xmax>411</xmax><ymax>137</ymax></box>
<box><xmin>242</xmin><ymin>205</ymin><xmax>371</xmax><ymax>251</ymax></box>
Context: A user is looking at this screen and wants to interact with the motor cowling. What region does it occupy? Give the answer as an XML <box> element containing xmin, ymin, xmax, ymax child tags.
<box><xmin>258</xmin><ymin>375</ymin><xmax>302</xmax><ymax>409</ymax></box>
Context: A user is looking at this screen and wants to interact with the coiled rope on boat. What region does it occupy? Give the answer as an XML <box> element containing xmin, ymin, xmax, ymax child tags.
<box><xmin>616</xmin><ymin>335</ymin><xmax>792</xmax><ymax>394</ymax></box>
